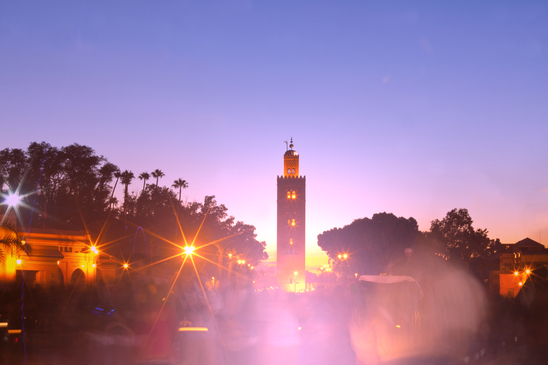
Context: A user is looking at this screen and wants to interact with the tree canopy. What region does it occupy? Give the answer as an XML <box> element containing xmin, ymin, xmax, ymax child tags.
<box><xmin>318</xmin><ymin>212</ymin><xmax>419</xmax><ymax>275</ymax></box>
<box><xmin>318</xmin><ymin>208</ymin><xmax>495</xmax><ymax>277</ymax></box>
<box><xmin>429</xmin><ymin>208</ymin><xmax>493</xmax><ymax>265</ymax></box>
<box><xmin>0</xmin><ymin>142</ymin><xmax>268</xmax><ymax>273</ymax></box>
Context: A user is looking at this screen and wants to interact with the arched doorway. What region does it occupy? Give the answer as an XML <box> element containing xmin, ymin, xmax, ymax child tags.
<box><xmin>71</xmin><ymin>269</ymin><xmax>85</xmax><ymax>286</ymax></box>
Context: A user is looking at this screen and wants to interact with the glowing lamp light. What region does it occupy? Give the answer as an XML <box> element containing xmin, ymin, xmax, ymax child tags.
<box><xmin>519</xmin><ymin>282</ymin><xmax>523</xmax><ymax>286</ymax></box>
<box><xmin>343</xmin><ymin>254</ymin><xmax>348</xmax><ymax>259</ymax></box>
<box><xmin>228</xmin><ymin>253</ymin><xmax>232</xmax><ymax>258</ymax></box>
<box><xmin>242</xmin><ymin>260</ymin><xmax>245</xmax><ymax>264</ymax></box>
<box><xmin>526</xmin><ymin>269</ymin><xmax>530</xmax><ymax>274</ymax></box>
<box><xmin>91</xmin><ymin>246</ymin><xmax>98</xmax><ymax>254</ymax></box>
<box><xmin>92</xmin><ymin>264</ymin><xmax>96</xmax><ymax>268</ymax></box>
<box><xmin>338</xmin><ymin>254</ymin><xmax>342</xmax><ymax>259</ymax></box>
<box><xmin>294</xmin><ymin>271</ymin><xmax>298</xmax><ymax>275</ymax></box>
<box><xmin>123</xmin><ymin>263</ymin><xmax>129</xmax><ymax>269</ymax></box>
<box><xmin>5</xmin><ymin>193</ymin><xmax>21</xmax><ymax>207</ymax></box>
<box><xmin>184</xmin><ymin>246</ymin><xmax>195</xmax><ymax>255</ymax></box>
<box><xmin>514</xmin><ymin>271</ymin><xmax>519</xmax><ymax>276</ymax></box>
<box><xmin>16</xmin><ymin>259</ymin><xmax>21</xmax><ymax>265</ymax></box>
<box><xmin>81</xmin><ymin>265</ymin><xmax>85</xmax><ymax>268</ymax></box>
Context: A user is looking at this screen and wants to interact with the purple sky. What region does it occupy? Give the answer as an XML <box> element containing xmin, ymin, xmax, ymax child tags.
<box><xmin>2</xmin><ymin>1</ymin><xmax>548</xmax><ymax>268</ymax></box>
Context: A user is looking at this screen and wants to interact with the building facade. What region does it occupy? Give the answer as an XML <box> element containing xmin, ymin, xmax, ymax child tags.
<box><xmin>277</xmin><ymin>139</ymin><xmax>306</xmax><ymax>292</ymax></box>
<box><xmin>489</xmin><ymin>237</ymin><xmax>548</xmax><ymax>297</ymax></box>
<box><xmin>0</xmin><ymin>228</ymin><xmax>98</xmax><ymax>287</ymax></box>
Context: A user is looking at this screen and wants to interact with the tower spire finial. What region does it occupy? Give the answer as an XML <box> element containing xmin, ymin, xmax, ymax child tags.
<box><xmin>289</xmin><ymin>137</ymin><xmax>294</xmax><ymax>149</ymax></box>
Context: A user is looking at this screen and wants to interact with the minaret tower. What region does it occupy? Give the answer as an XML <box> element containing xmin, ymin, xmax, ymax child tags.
<box><xmin>277</xmin><ymin>138</ymin><xmax>306</xmax><ymax>292</ymax></box>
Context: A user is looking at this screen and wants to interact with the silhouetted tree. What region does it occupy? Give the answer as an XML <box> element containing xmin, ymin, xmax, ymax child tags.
<box><xmin>0</xmin><ymin>142</ymin><xmax>118</xmax><ymax>231</ymax></box>
<box><xmin>318</xmin><ymin>213</ymin><xmax>419</xmax><ymax>275</ymax></box>
<box><xmin>172</xmin><ymin>179</ymin><xmax>188</xmax><ymax>206</ymax></box>
<box><xmin>429</xmin><ymin>208</ymin><xmax>493</xmax><ymax>266</ymax></box>
<box><xmin>138</xmin><ymin>172</ymin><xmax>150</xmax><ymax>191</ymax></box>
<box><xmin>151</xmin><ymin>169</ymin><xmax>164</xmax><ymax>187</ymax></box>
<box><xmin>120</xmin><ymin>170</ymin><xmax>135</xmax><ymax>216</ymax></box>
<box><xmin>0</xmin><ymin>223</ymin><xmax>24</xmax><ymax>262</ymax></box>
<box><xmin>110</xmin><ymin>170</ymin><xmax>121</xmax><ymax>210</ymax></box>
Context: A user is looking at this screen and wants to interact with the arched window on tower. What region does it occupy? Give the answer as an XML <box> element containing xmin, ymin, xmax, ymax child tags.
<box><xmin>287</xmin><ymin>168</ymin><xmax>291</xmax><ymax>174</ymax></box>
<box><xmin>292</xmin><ymin>168</ymin><xmax>295</xmax><ymax>174</ymax></box>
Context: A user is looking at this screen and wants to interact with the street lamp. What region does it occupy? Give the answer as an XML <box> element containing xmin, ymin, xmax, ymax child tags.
<box><xmin>4</xmin><ymin>193</ymin><xmax>21</xmax><ymax>207</ymax></box>
<box><xmin>184</xmin><ymin>246</ymin><xmax>195</xmax><ymax>256</ymax></box>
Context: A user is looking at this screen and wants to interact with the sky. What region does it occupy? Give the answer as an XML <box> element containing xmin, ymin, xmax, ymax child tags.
<box><xmin>1</xmin><ymin>1</ymin><xmax>548</xmax><ymax>270</ymax></box>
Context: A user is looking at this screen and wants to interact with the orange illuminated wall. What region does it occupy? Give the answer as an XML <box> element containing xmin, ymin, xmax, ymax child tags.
<box><xmin>277</xmin><ymin>138</ymin><xmax>306</xmax><ymax>292</ymax></box>
<box><xmin>0</xmin><ymin>228</ymin><xmax>96</xmax><ymax>287</ymax></box>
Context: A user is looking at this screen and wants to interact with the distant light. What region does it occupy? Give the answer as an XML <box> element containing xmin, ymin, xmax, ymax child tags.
<box><xmin>242</xmin><ymin>260</ymin><xmax>245</xmax><ymax>264</ymax></box>
<box><xmin>212</xmin><ymin>277</ymin><xmax>215</xmax><ymax>280</ymax></box>
<box><xmin>338</xmin><ymin>254</ymin><xmax>342</xmax><ymax>259</ymax></box>
<box><xmin>526</xmin><ymin>269</ymin><xmax>530</xmax><ymax>274</ymax></box>
<box><xmin>57</xmin><ymin>261</ymin><xmax>60</xmax><ymax>265</ymax></box>
<box><xmin>519</xmin><ymin>282</ymin><xmax>523</xmax><ymax>286</ymax></box>
<box><xmin>228</xmin><ymin>253</ymin><xmax>232</xmax><ymax>258</ymax></box>
<box><xmin>294</xmin><ymin>271</ymin><xmax>298</xmax><ymax>275</ymax></box>
<box><xmin>514</xmin><ymin>271</ymin><xmax>519</xmax><ymax>276</ymax></box>
<box><xmin>0</xmin><ymin>322</ymin><xmax>7</xmax><ymax>328</ymax></box>
<box><xmin>178</xmin><ymin>327</ymin><xmax>208</xmax><ymax>332</ymax></box>
<box><xmin>4</xmin><ymin>193</ymin><xmax>21</xmax><ymax>207</ymax></box>
<box><xmin>343</xmin><ymin>254</ymin><xmax>348</xmax><ymax>259</ymax></box>
<box><xmin>123</xmin><ymin>263</ymin><xmax>128</xmax><ymax>269</ymax></box>
<box><xmin>81</xmin><ymin>265</ymin><xmax>85</xmax><ymax>268</ymax></box>
<box><xmin>184</xmin><ymin>246</ymin><xmax>195</xmax><ymax>255</ymax></box>
<box><xmin>92</xmin><ymin>264</ymin><xmax>96</xmax><ymax>268</ymax></box>
<box><xmin>251</xmin><ymin>266</ymin><xmax>254</xmax><ymax>269</ymax></box>
<box><xmin>396</xmin><ymin>325</ymin><xmax>401</xmax><ymax>328</ymax></box>
<box><xmin>298</xmin><ymin>326</ymin><xmax>301</xmax><ymax>330</ymax></box>
<box><xmin>91</xmin><ymin>246</ymin><xmax>98</xmax><ymax>254</ymax></box>
<box><xmin>8</xmin><ymin>329</ymin><xmax>21</xmax><ymax>334</ymax></box>
<box><xmin>16</xmin><ymin>259</ymin><xmax>21</xmax><ymax>265</ymax></box>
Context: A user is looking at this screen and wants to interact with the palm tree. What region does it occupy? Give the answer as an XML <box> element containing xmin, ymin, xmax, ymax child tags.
<box><xmin>120</xmin><ymin>170</ymin><xmax>135</xmax><ymax>215</ymax></box>
<box><xmin>110</xmin><ymin>170</ymin><xmax>121</xmax><ymax>210</ymax></box>
<box><xmin>0</xmin><ymin>223</ymin><xmax>24</xmax><ymax>262</ymax></box>
<box><xmin>138</xmin><ymin>172</ymin><xmax>150</xmax><ymax>191</ymax></box>
<box><xmin>172</xmin><ymin>179</ymin><xmax>188</xmax><ymax>239</ymax></box>
<box><xmin>172</xmin><ymin>179</ymin><xmax>189</xmax><ymax>206</ymax></box>
<box><xmin>151</xmin><ymin>169</ymin><xmax>165</xmax><ymax>187</ymax></box>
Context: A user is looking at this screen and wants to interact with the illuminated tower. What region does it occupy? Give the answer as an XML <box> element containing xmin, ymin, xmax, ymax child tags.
<box><xmin>277</xmin><ymin>138</ymin><xmax>306</xmax><ymax>292</ymax></box>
